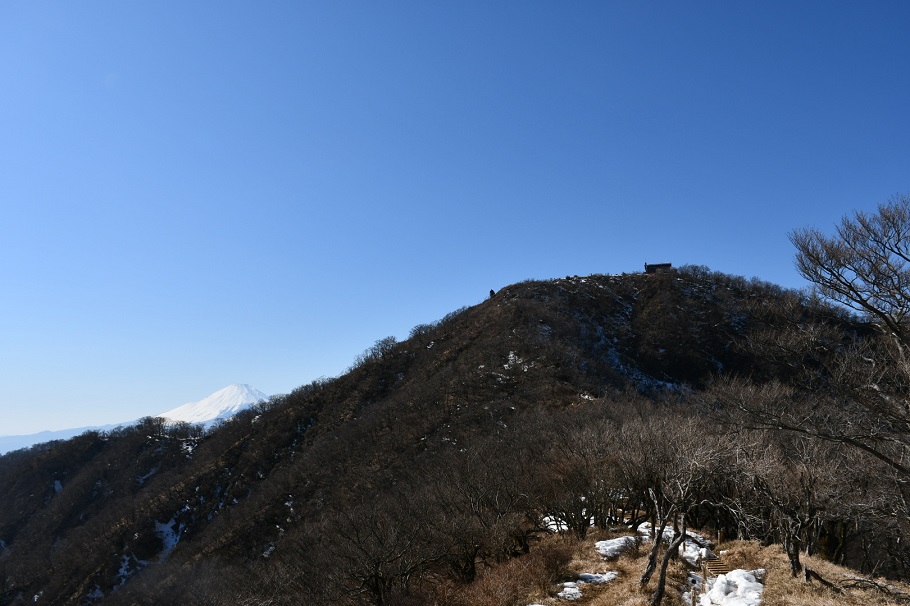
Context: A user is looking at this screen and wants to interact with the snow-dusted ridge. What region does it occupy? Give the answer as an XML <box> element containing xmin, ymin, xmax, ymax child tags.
<box><xmin>157</xmin><ymin>384</ymin><xmax>269</xmax><ymax>426</ymax></box>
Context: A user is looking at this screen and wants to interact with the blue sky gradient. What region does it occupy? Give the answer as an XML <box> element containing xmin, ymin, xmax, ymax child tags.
<box><xmin>2</xmin><ymin>2</ymin><xmax>909</xmax><ymax>434</ymax></box>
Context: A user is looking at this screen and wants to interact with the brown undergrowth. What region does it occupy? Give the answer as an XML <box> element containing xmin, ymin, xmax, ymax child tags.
<box><xmin>431</xmin><ymin>531</ymin><xmax>910</xmax><ymax>606</ymax></box>
<box><xmin>718</xmin><ymin>540</ymin><xmax>910</xmax><ymax>606</ymax></box>
<box><xmin>442</xmin><ymin>534</ymin><xmax>577</xmax><ymax>606</ymax></box>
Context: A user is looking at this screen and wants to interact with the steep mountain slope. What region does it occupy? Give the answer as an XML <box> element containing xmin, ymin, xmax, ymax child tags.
<box><xmin>0</xmin><ymin>269</ymin><xmax>868</xmax><ymax>605</ymax></box>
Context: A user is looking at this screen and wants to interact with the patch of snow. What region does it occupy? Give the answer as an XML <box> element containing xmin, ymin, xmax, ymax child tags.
<box><xmin>117</xmin><ymin>555</ymin><xmax>132</xmax><ymax>585</ymax></box>
<box><xmin>591</xmin><ymin>524</ymin><xmax>709</xmax><ymax>566</ymax></box>
<box><xmin>685</xmin><ymin>571</ymin><xmax>705</xmax><ymax>594</ymax></box>
<box><xmin>680</xmin><ymin>536</ymin><xmax>710</xmax><ymax>567</ymax></box>
<box><xmin>604</xmin><ymin>347</ymin><xmax>681</xmax><ymax>393</ymax></box>
<box><xmin>636</xmin><ymin>522</ymin><xmax>709</xmax><ymax>567</ymax></box>
<box><xmin>137</xmin><ymin>466</ymin><xmax>159</xmax><ymax>486</ymax></box>
<box><xmin>685</xmin><ymin>569</ymin><xmax>765</xmax><ymax>606</ymax></box>
<box><xmin>578</xmin><ymin>571</ymin><xmax>618</xmax><ymax>584</ymax></box>
<box><xmin>53</xmin><ymin>480</ymin><xmax>62</xmax><ymax>493</ymax></box>
<box><xmin>154</xmin><ymin>518</ymin><xmax>184</xmax><ymax>560</ymax></box>
<box><xmin>556</xmin><ymin>572</ymin><xmax>619</xmax><ymax>601</ymax></box>
<box><xmin>595</xmin><ymin>535</ymin><xmax>640</xmax><ymax>558</ymax></box>
<box><xmin>115</xmin><ymin>553</ymin><xmax>148</xmax><ymax>587</ymax></box>
<box><xmin>557</xmin><ymin>581</ymin><xmax>582</xmax><ymax>600</ymax></box>
<box><xmin>542</xmin><ymin>515</ymin><xmax>569</xmax><ymax>532</ymax></box>
<box><xmin>504</xmin><ymin>351</ymin><xmax>532</xmax><ymax>372</ymax></box>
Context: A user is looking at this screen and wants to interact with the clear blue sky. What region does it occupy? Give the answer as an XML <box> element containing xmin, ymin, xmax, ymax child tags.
<box><xmin>2</xmin><ymin>2</ymin><xmax>908</xmax><ymax>435</ymax></box>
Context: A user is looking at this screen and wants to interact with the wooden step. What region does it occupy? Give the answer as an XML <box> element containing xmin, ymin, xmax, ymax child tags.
<box><xmin>703</xmin><ymin>557</ymin><xmax>733</xmax><ymax>577</ymax></box>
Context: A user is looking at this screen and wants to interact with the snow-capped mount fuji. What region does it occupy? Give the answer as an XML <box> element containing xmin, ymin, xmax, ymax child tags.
<box><xmin>157</xmin><ymin>384</ymin><xmax>269</xmax><ymax>426</ymax></box>
<box><xmin>0</xmin><ymin>385</ymin><xmax>270</xmax><ymax>455</ymax></box>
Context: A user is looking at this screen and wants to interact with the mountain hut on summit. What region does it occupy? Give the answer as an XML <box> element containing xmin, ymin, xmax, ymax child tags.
<box><xmin>644</xmin><ymin>262</ymin><xmax>672</xmax><ymax>274</ymax></box>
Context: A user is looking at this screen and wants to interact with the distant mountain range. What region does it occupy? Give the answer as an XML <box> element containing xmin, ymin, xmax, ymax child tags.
<box><xmin>0</xmin><ymin>384</ymin><xmax>269</xmax><ymax>454</ymax></box>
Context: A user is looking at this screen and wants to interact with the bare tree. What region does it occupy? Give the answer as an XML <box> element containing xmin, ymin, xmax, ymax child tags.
<box><xmin>714</xmin><ymin>196</ymin><xmax>910</xmax><ymax>490</ymax></box>
<box><xmin>536</xmin><ymin>417</ymin><xmax>622</xmax><ymax>539</ymax></box>
<box><xmin>424</xmin><ymin>440</ymin><xmax>534</xmax><ymax>583</ymax></box>
<box><xmin>621</xmin><ymin>411</ymin><xmax>727</xmax><ymax>605</ymax></box>
<box><xmin>322</xmin><ymin>491</ymin><xmax>449</xmax><ymax>606</ymax></box>
<box><xmin>791</xmin><ymin>194</ymin><xmax>910</xmax><ymax>367</ymax></box>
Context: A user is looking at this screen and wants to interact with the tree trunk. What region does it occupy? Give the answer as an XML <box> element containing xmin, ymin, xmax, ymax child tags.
<box><xmin>651</xmin><ymin>523</ymin><xmax>685</xmax><ymax>606</ymax></box>
<box><xmin>679</xmin><ymin>514</ymin><xmax>687</xmax><ymax>559</ymax></box>
<box><xmin>640</xmin><ymin>517</ymin><xmax>670</xmax><ymax>586</ymax></box>
<box><xmin>783</xmin><ymin>520</ymin><xmax>803</xmax><ymax>577</ymax></box>
<box><xmin>833</xmin><ymin>521</ymin><xmax>847</xmax><ymax>564</ymax></box>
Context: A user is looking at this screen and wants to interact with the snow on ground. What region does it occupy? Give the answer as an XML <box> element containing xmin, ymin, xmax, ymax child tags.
<box><xmin>136</xmin><ymin>466</ymin><xmax>159</xmax><ymax>486</ymax></box>
<box><xmin>154</xmin><ymin>518</ymin><xmax>184</xmax><ymax>560</ymax></box>
<box><xmin>595</xmin><ymin>534</ymin><xmax>640</xmax><ymax>558</ymax></box>
<box><xmin>683</xmin><ymin>569</ymin><xmax>765</xmax><ymax>606</ymax></box>
<box><xmin>557</xmin><ymin>582</ymin><xmax>583</xmax><ymax>600</ymax></box>
<box><xmin>504</xmin><ymin>351</ymin><xmax>532</xmax><ymax>372</ymax></box>
<box><xmin>115</xmin><ymin>553</ymin><xmax>148</xmax><ymax>588</ymax></box>
<box><xmin>594</xmin><ymin>522</ymin><xmax>710</xmax><ymax>566</ymax></box>
<box><xmin>591</xmin><ymin>523</ymin><xmax>765</xmax><ymax>605</ymax></box>
<box><xmin>636</xmin><ymin>521</ymin><xmax>710</xmax><ymax>566</ymax></box>
<box><xmin>549</xmin><ymin>571</ymin><xmax>619</xmax><ymax>602</ymax></box>
<box><xmin>542</xmin><ymin>515</ymin><xmax>569</xmax><ymax>532</ymax></box>
<box><xmin>679</xmin><ymin>533</ymin><xmax>709</xmax><ymax>567</ymax></box>
<box><xmin>579</xmin><ymin>572</ymin><xmax>619</xmax><ymax>583</ymax></box>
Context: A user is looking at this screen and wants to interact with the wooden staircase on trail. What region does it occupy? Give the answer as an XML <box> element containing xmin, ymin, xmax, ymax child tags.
<box><xmin>702</xmin><ymin>554</ymin><xmax>733</xmax><ymax>577</ymax></box>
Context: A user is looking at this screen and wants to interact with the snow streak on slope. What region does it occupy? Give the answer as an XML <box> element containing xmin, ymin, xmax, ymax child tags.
<box><xmin>157</xmin><ymin>384</ymin><xmax>269</xmax><ymax>425</ymax></box>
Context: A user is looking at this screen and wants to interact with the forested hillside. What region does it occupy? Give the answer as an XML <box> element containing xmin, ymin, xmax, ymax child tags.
<box><xmin>2</xmin><ymin>247</ymin><xmax>910</xmax><ymax>604</ymax></box>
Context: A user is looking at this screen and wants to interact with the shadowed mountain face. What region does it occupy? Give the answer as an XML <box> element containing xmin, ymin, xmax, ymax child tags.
<box><xmin>0</xmin><ymin>269</ymin><xmax>865</xmax><ymax>605</ymax></box>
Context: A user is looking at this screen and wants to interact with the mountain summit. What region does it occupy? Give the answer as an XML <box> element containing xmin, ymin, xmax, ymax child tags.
<box><xmin>6</xmin><ymin>269</ymin><xmax>906</xmax><ymax>604</ymax></box>
<box><xmin>157</xmin><ymin>384</ymin><xmax>269</xmax><ymax>425</ymax></box>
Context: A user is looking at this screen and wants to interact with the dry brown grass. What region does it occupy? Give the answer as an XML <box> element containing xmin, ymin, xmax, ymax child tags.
<box><xmin>444</xmin><ymin>534</ymin><xmax>577</xmax><ymax>606</ymax></box>
<box><xmin>520</xmin><ymin>528</ymin><xmax>692</xmax><ymax>606</ymax></box>
<box><xmin>713</xmin><ymin>539</ymin><xmax>910</xmax><ymax>606</ymax></box>
<box><xmin>435</xmin><ymin>531</ymin><xmax>910</xmax><ymax>606</ymax></box>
